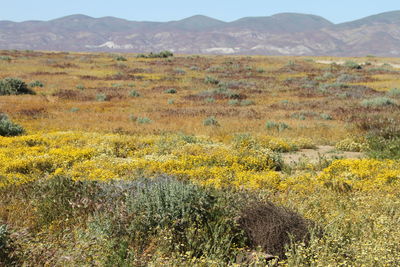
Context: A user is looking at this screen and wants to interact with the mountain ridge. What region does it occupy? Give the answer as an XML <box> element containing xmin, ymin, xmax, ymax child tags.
<box><xmin>1</xmin><ymin>11</ymin><xmax>400</xmax><ymax>56</ymax></box>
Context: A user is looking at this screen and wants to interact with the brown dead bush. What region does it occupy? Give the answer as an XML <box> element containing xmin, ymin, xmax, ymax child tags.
<box><xmin>238</xmin><ymin>201</ymin><xmax>313</xmax><ymax>258</ymax></box>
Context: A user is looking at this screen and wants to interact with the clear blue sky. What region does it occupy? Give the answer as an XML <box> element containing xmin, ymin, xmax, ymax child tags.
<box><xmin>1</xmin><ymin>0</ymin><xmax>399</xmax><ymax>23</ymax></box>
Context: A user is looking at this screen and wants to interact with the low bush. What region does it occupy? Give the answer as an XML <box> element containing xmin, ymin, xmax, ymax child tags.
<box><xmin>344</xmin><ymin>61</ymin><xmax>362</xmax><ymax>69</ymax></box>
<box><xmin>164</xmin><ymin>88</ymin><xmax>177</xmax><ymax>94</ymax></box>
<box><xmin>0</xmin><ymin>78</ymin><xmax>35</xmax><ymax>95</ymax></box>
<box><xmin>204</xmin><ymin>76</ymin><xmax>220</xmax><ymax>85</ymax></box>
<box><xmin>366</xmin><ymin>136</ymin><xmax>400</xmax><ymax>159</ymax></box>
<box><xmin>0</xmin><ymin>113</ymin><xmax>25</xmax><ymax>136</ymax></box>
<box><xmin>96</xmin><ymin>93</ymin><xmax>108</xmax><ymax>102</ymax></box>
<box><xmin>238</xmin><ymin>201</ymin><xmax>313</xmax><ymax>258</ymax></box>
<box><xmin>336</xmin><ymin>74</ymin><xmax>361</xmax><ymax>83</ymax></box>
<box><xmin>204</xmin><ymin>97</ymin><xmax>215</xmax><ymax>103</ymax></box>
<box><xmin>128</xmin><ymin>90</ymin><xmax>140</xmax><ymax>97</ymax></box>
<box><xmin>114</xmin><ymin>55</ymin><xmax>127</xmax><ymax>61</ymax></box>
<box><xmin>136</xmin><ymin>117</ymin><xmax>152</xmax><ymax>124</ymax></box>
<box><xmin>76</xmin><ymin>84</ymin><xmax>85</xmax><ymax>90</ymax></box>
<box><xmin>137</xmin><ymin>51</ymin><xmax>173</xmax><ymax>58</ymax></box>
<box><xmin>0</xmin><ymin>56</ymin><xmax>12</xmax><ymax>61</ymax></box>
<box><xmin>361</xmin><ymin>97</ymin><xmax>397</xmax><ymax>108</ymax></box>
<box><xmin>354</xmin><ymin>115</ymin><xmax>400</xmax><ymax>159</ymax></box>
<box><xmin>335</xmin><ymin>137</ymin><xmax>368</xmax><ymax>152</ymax></box>
<box><xmin>29</xmin><ymin>80</ymin><xmax>44</xmax><ymax>88</ymax></box>
<box><xmin>203</xmin><ymin>116</ymin><xmax>220</xmax><ymax>126</ymax></box>
<box><xmin>265</xmin><ymin>121</ymin><xmax>290</xmax><ymax>132</ymax></box>
<box><xmin>355</xmin><ymin>116</ymin><xmax>400</xmax><ymax>139</ymax></box>
<box><xmin>388</xmin><ymin>88</ymin><xmax>400</xmax><ymax>97</ymax></box>
<box><xmin>320</xmin><ymin>113</ymin><xmax>333</xmax><ymax>120</ymax></box>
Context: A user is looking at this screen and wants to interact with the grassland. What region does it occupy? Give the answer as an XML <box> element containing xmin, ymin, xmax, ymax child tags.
<box><xmin>0</xmin><ymin>50</ymin><xmax>400</xmax><ymax>266</ymax></box>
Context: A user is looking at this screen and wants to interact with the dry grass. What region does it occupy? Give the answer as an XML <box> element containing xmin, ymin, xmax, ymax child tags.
<box><xmin>1</xmin><ymin>50</ymin><xmax>398</xmax><ymax>144</ymax></box>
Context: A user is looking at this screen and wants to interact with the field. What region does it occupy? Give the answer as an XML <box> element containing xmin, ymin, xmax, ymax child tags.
<box><xmin>1</xmin><ymin>50</ymin><xmax>400</xmax><ymax>266</ymax></box>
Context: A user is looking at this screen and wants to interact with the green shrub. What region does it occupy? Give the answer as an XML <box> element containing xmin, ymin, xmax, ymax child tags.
<box><xmin>96</xmin><ymin>93</ymin><xmax>108</xmax><ymax>102</ymax></box>
<box><xmin>336</xmin><ymin>74</ymin><xmax>361</xmax><ymax>83</ymax></box>
<box><xmin>199</xmin><ymin>87</ymin><xmax>240</xmax><ymax>100</ymax></box>
<box><xmin>123</xmin><ymin>178</ymin><xmax>245</xmax><ymax>258</ymax></box>
<box><xmin>128</xmin><ymin>90</ymin><xmax>140</xmax><ymax>97</ymax></box>
<box><xmin>174</xmin><ymin>68</ymin><xmax>186</xmax><ymax>75</ymax></box>
<box><xmin>203</xmin><ymin>116</ymin><xmax>220</xmax><ymax>126</ymax></box>
<box><xmin>240</xmin><ymin>100</ymin><xmax>255</xmax><ymax>106</ymax></box>
<box><xmin>265</xmin><ymin>121</ymin><xmax>290</xmax><ymax>132</ymax></box>
<box><xmin>136</xmin><ymin>51</ymin><xmax>173</xmax><ymax>58</ymax></box>
<box><xmin>76</xmin><ymin>84</ymin><xmax>85</xmax><ymax>90</ymax></box>
<box><xmin>257</xmin><ymin>68</ymin><xmax>265</xmax><ymax>73</ymax></box>
<box><xmin>165</xmin><ymin>88</ymin><xmax>177</xmax><ymax>94</ymax></box>
<box><xmin>361</xmin><ymin>97</ymin><xmax>397</xmax><ymax>108</ymax></box>
<box><xmin>112</xmin><ymin>83</ymin><xmax>122</xmax><ymax>88</ymax></box>
<box><xmin>29</xmin><ymin>80</ymin><xmax>44</xmax><ymax>88</ymax></box>
<box><xmin>114</xmin><ymin>55</ymin><xmax>127</xmax><ymax>61</ymax></box>
<box><xmin>228</xmin><ymin>99</ymin><xmax>240</xmax><ymax>106</ymax></box>
<box><xmin>355</xmin><ymin>115</ymin><xmax>400</xmax><ymax>159</ymax></box>
<box><xmin>388</xmin><ymin>88</ymin><xmax>400</xmax><ymax>97</ymax></box>
<box><xmin>0</xmin><ymin>77</ymin><xmax>35</xmax><ymax>95</ymax></box>
<box><xmin>0</xmin><ymin>114</ymin><xmax>25</xmax><ymax>136</ymax></box>
<box><xmin>75</xmin><ymin>178</ymin><xmax>247</xmax><ymax>263</ymax></box>
<box><xmin>136</xmin><ymin>117</ymin><xmax>152</xmax><ymax>124</ymax></box>
<box><xmin>344</xmin><ymin>61</ymin><xmax>362</xmax><ymax>69</ymax></box>
<box><xmin>320</xmin><ymin>113</ymin><xmax>333</xmax><ymax>120</ymax></box>
<box><xmin>0</xmin><ymin>56</ymin><xmax>12</xmax><ymax>61</ymax></box>
<box><xmin>204</xmin><ymin>76</ymin><xmax>220</xmax><ymax>85</ymax></box>
<box><xmin>205</xmin><ymin>97</ymin><xmax>215</xmax><ymax>103</ymax></box>
<box><xmin>167</xmin><ymin>99</ymin><xmax>175</xmax><ymax>105</ymax></box>
<box><xmin>366</xmin><ymin>136</ymin><xmax>400</xmax><ymax>159</ymax></box>
<box><xmin>319</xmin><ymin>83</ymin><xmax>349</xmax><ymax>92</ymax></box>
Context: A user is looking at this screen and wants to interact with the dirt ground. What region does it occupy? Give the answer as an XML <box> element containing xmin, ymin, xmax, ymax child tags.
<box><xmin>283</xmin><ymin>146</ymin><xmax>364</xmax><ymax>165</ymax></box>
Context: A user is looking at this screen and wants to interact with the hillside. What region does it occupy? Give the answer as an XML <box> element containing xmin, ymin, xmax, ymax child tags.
<box><xmin>0</xmin><ymin>11</ymin><xmax>400</xmax><ymax>56</ymax></box>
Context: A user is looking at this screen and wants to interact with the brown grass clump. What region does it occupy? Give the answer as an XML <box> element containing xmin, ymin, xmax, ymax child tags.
<box><xmin>238</xmin><ymin>201</ymin><xmax>313</xmax><ymax>258</ymax></box>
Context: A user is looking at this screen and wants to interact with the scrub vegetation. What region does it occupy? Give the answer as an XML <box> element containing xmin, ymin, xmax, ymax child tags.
<box><xmin>0</xmin><ymin>50</ymin><xmax>399</xmax><ymax>266</ymax></box>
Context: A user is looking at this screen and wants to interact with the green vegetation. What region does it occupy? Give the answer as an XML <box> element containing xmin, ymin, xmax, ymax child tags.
<box><xmin>361</xmin><ymin>97</ymin><xmax>397</xmax><ymax>107</ymax></box>
<box><xmin>29</xmin><ymin>80</ymin><xmax>44</xmax><ymax>88</ymax></box>
<box><xmin>164</xmin><ymin>88</ymin><xmax>177</xmax><ymax>94</ymax></box>
<box><xmin>129</xmin><ymin>90</ymin><xmax>140</xmax><ymax>97</ymax></box>
<box><xmin>1</xmin><ymin>50</ymin><xmax>400</xmax><ymax>265</ymax></box>
<box><xmin>96</xmin><ymin>93</ymin><xmax>108</xmax><ymax>101</ymax></box>
<box><xmin>265</xmin><ymin>121</ymin><xmax>290</xmax><ymax>132</ymax></box>
<box><xmin>203</xmin><ymin>116</ymin><xmax>220</xmax><ymax>126</ymax></box>
<box><xmin>114</xmin><ymin>55</ymin><xmax>127</xmax><ymax>61</ymax></box>
<box><xmin>137</xmin><ymin>51</ymin><xmax>174</xmax><ymax>58</ymax></box>
<box><xmin>0</xmin><ymin>78</ymin><xmax>35</xmax><ymax>95</ymax></box>
<box><xmin>0</xmin><ymin>114</ymin><xmax>25</xmax><ymax>136</ymax></box>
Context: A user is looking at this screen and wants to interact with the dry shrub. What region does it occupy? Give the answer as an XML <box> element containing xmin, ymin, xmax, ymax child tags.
<box><xmin>52</xmin><ymin>89</ymin><xmax>92</xmax><ymax>101</ymax></box>
<box><xmin>238</xmin><ymin>201</ymin><xmax>313</xmax><ymax>258</ymax></box>
<box><xmin>80</xmin><ymin>75</ymin><xmax>101</xmax><ymax>80</ymax></box>
<box><xmin>18</xmin><ymin>108</ymin><xmax>47</xmax><ymax>118</ymax></box>
<box><xmin>30</xmin><ymin>71</ymin><xmax>67</xmax><ymax>76</ymax></box>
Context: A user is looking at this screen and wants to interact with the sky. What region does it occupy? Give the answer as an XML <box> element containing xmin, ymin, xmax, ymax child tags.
<box><xmin>1</xmin><ymin>0</ymin><xmax>399</xmax><ymax>23</ymax></box>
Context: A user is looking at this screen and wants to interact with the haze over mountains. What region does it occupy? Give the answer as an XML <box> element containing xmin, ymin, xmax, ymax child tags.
<box><xmin>1</xmin><ymin>11</ymin><xmax>400</xmax><ymax>56</ymax></box>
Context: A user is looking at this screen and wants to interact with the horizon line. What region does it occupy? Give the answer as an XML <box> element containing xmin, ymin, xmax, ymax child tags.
<box><xmin>1</xmin><ymin>9</ymin><xmax>399</xmax><ymax>25</ymax></box>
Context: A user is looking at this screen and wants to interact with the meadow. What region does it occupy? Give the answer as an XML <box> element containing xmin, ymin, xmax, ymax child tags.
<box><xmin>0</xmin><ymin>50</ymin><xmax>399</xmax><ymax>266</ymax></box>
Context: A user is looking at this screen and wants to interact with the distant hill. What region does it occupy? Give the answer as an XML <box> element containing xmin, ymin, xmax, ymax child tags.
<box><xmin>0</xmin><ymin>11</ymin><xmax>400</xmax><ymax>56</ymax></box>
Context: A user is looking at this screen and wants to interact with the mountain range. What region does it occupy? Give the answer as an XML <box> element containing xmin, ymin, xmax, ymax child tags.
<box><xmin>1</xmin><ymin>11</ymin><xmax>400</xmax><ymax>56</ymax></box>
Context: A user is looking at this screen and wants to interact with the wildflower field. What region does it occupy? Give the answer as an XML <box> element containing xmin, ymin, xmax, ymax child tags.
<box><xmin>0</xmin><ymin>50</ymin><xmax>400</xmax><ymax>266</ymax></box>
